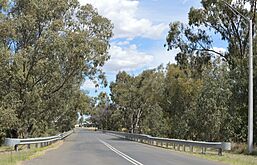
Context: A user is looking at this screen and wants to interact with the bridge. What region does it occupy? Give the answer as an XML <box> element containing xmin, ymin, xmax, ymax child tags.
<box><xmin>21</xmin><ymin>129</ymin><xmax>222</xmax><ymax>165</ymax></box>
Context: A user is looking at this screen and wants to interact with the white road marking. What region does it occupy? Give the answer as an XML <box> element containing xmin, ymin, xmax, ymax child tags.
<box><xmin>99</xmin><ymin>139</ymin><xmax>144</xmax><ymax>165</ymax></box>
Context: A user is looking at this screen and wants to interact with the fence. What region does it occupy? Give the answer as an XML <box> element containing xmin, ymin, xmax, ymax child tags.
<box><xmin>105</xmin><ymin>130</ymin><xmax>231</xmax><ymax>155</ymax></box>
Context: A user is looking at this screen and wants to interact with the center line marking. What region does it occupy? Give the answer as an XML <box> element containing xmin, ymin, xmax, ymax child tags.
<box><xmin>99</xmin><ymin>139</ymin><xmax>144</xmax><ymax>165</ymax></box>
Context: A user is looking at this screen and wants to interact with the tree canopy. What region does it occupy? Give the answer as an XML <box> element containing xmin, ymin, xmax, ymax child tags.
<box><xmin>92</xmin><ymin>0</ymin><xmax>257</xmax><ymax>145</ymax></box>
<box><xmin>0</xmin><ymin>0</ymin><xmax>112</xmax><ymax>143</ymax></box>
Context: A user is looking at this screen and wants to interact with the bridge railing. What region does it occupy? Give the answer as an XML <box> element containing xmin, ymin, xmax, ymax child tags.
<box><xmin>105</xmin><ymin>131</ymin><xmax>231</xmax><ymax>155</ymax></box>
<box><xmin>4</xmin><ymin>130</ymin><xmax>73</xmax><ymax>151</ymax></box>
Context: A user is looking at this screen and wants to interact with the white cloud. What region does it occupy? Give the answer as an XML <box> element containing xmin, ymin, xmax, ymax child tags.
<box><xmin>78</xmin><ymin>0</ymin><xmax>167</xmax><ymax>39</ymax></box>
<box><xmin>144</xmin><ymin>48</ymin><xmax>178</xmax><ymax>70</ymax></box>
<box><xmin>80</xmin><ymin>80</ymin><xmax>96</xmax><ymax>89</ymax></box>
<box><xmin>104</xmin><ymin>43</ymin><xmax>154</xmax><ymax>72</ymax></box>
<box><xmin>115</xmin><ymin>40</ymin><xmax>130</xmax><ymax>46</ymax></box>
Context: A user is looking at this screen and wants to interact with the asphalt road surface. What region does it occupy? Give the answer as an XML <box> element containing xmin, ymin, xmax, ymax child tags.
<box><xmin>22</xmin><ymin>129</ymin><xmax>224</xmax><ymax>165</ymax></box>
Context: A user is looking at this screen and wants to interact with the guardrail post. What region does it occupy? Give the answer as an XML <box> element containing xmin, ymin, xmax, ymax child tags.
<box><xmin>27</xmin><ymin>144</ymin><xmax>30</xmax><ymax>149</ymax></box>
<box><xmin>190</xmin><ymin>146</ymin><xmax>193</xmax><ymax>152</ymax></box>
<box><xmin>201</xmin><ymin>147</ymin><xmax>206</xmax><ymax>154</ymax></box>
<box><xmin>14</xmin><ymin>145</ymin><xmax>18</xmax><ymax>152</ymax></box>
<box><xmin>218</xmin><ymin>148</ymin><xmax>222</xmax><ymax>156</ymax></box>
<box><xmin>183</xmin><ymin>145</ymin><xmax>186</xmax><ymax>152</ymax></box>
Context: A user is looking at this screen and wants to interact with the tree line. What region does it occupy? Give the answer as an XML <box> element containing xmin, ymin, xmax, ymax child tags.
<box><xmin>91</xmin><ymin>0</ymin><xmax>257</xmax><ymax>143</ymax></box>
<box><xmin>0</xmin><ymin>0</ymin><xmax>112</xmax><ymax>144</ymax></box>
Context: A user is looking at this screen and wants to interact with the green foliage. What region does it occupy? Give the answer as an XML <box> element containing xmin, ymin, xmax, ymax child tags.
<box><xmin>162</xmin><ymin>0</ymin><xmax>256</xmax><ymax>142</ymax></box>
<box><xmin>108</xmin><ymin>68</ymin><xmax>170</xmax><ymax>135</ymax></box>
<box><xmin>98</xmin><ymin>0</ymin><xmax>257</xmax><ymax>144</ymax></box>
<box><xmin>105</xmin><ymin>59</ymin><xmax>251</xmax><ymax>142</ymax></box>
<box><xmin>192</xmin><ymin>60</ymin><xmax>234</xmax><ymax>141</ymax></box>
<box><xmin>161</xmin><ymin>64</ymin><xmax>203</xmax><ymax>139</ymax></box>
<box><xmin>0</xmin><ymin>0</ymin><xmax>112</xmax><ymax>142</ymax></box>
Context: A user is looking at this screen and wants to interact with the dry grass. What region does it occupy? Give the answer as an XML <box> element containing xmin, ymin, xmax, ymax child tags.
<box><xmin>192</xmin><ymin>151</ymin><xmax>257</xmax><ymax>165</ymax></box>
<box><xmin>0</xmin><ymin>141</ymin><xmax>63</xmax><ymax>165</ymax></box>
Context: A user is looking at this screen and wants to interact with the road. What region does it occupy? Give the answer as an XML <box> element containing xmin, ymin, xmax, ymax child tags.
<box><xmin>22</xmin><ymin>129</ymin><xmax>223</xmax><ymax>165</ymax></box>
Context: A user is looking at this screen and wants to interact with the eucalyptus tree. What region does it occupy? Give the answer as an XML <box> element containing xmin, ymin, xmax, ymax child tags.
<box><xmin>165</xmin><ymin>0</ymin><xmax>256</xmax><ymax>142</ymax></box>
<box><xmin>137</xmin><ymin>68</ymin><xmax>170</xmax><ymax>137</ymax></box>
<box><xmin>110</xmin><ymin>71</ymin><xmax>137</xmax><ymax>133</ymax></box>
<box><xmin>90</xmin><ymin>92</ymin><xmax>109</xmax><ymax>130</ymax></box>
<box><xmin>190</xmin><ymin>59</ymin><xmax>235</xmax><ymax>141</ymax></box>
<box><xmin>161</xmin><ymin>64</ymin><xmax>203</xmax><ymax>139</ymax></box>
<box><xmin>0</xmin><ymin>0</ymin><xmax>112</xmax><ymax>139</ymax></box>
<box><xmin>109</xmin><ymin>68</ymin><xmax>169</xmax><ymax>135</ymax></box>
<box><xmin>166</xmin><ymin>0</ymin><xmax>256</xmax><ymax>67</ymax></box>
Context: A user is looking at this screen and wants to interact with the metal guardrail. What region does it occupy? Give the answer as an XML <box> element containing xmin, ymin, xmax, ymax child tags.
<box><xmin>105</xmin><ymin>131</ymin><xmax>231</xmax><ymax>155</ymax></box>
<box><xmin>4</xmin><ymin>130</ymin><xmax>73</xmax><ymax>151</ymax></box>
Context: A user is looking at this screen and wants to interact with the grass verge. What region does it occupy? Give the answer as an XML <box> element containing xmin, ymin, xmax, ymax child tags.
<box><xmin>191</xmin><ymin>151</ymin><xmax>257</xmax><ymax>165</ymax></box>
<box><xmin>0</xmin><ymin>141</ymin><xmax>63</xmax><ymax>165</ymax></box>
<box><xmin>189</xmin><ymin>153</ymin><xmax>257</xmax><ymax>165</ymax></box>
<box><xmin>163</xmin><ymin>145</ymin><xmax>257</xmax><ymax>165</ymax></box>
<box><xmin>0</xmin><ymin>146</ymin><xmax>13</xmax><ymax>152</ymax></box>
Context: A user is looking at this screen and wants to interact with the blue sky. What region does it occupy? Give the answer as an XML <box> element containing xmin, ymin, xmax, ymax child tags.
<box><xmin>78</xmin><ymin>0</ymin><xmax>226</xmax><ymax>97</ymax></box>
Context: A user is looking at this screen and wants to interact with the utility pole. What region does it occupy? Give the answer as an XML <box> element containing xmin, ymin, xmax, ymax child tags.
<box><xmin>221</xmin><ymin>0</ymin><xmax>254</xmax><ymax>154</ymax></box>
